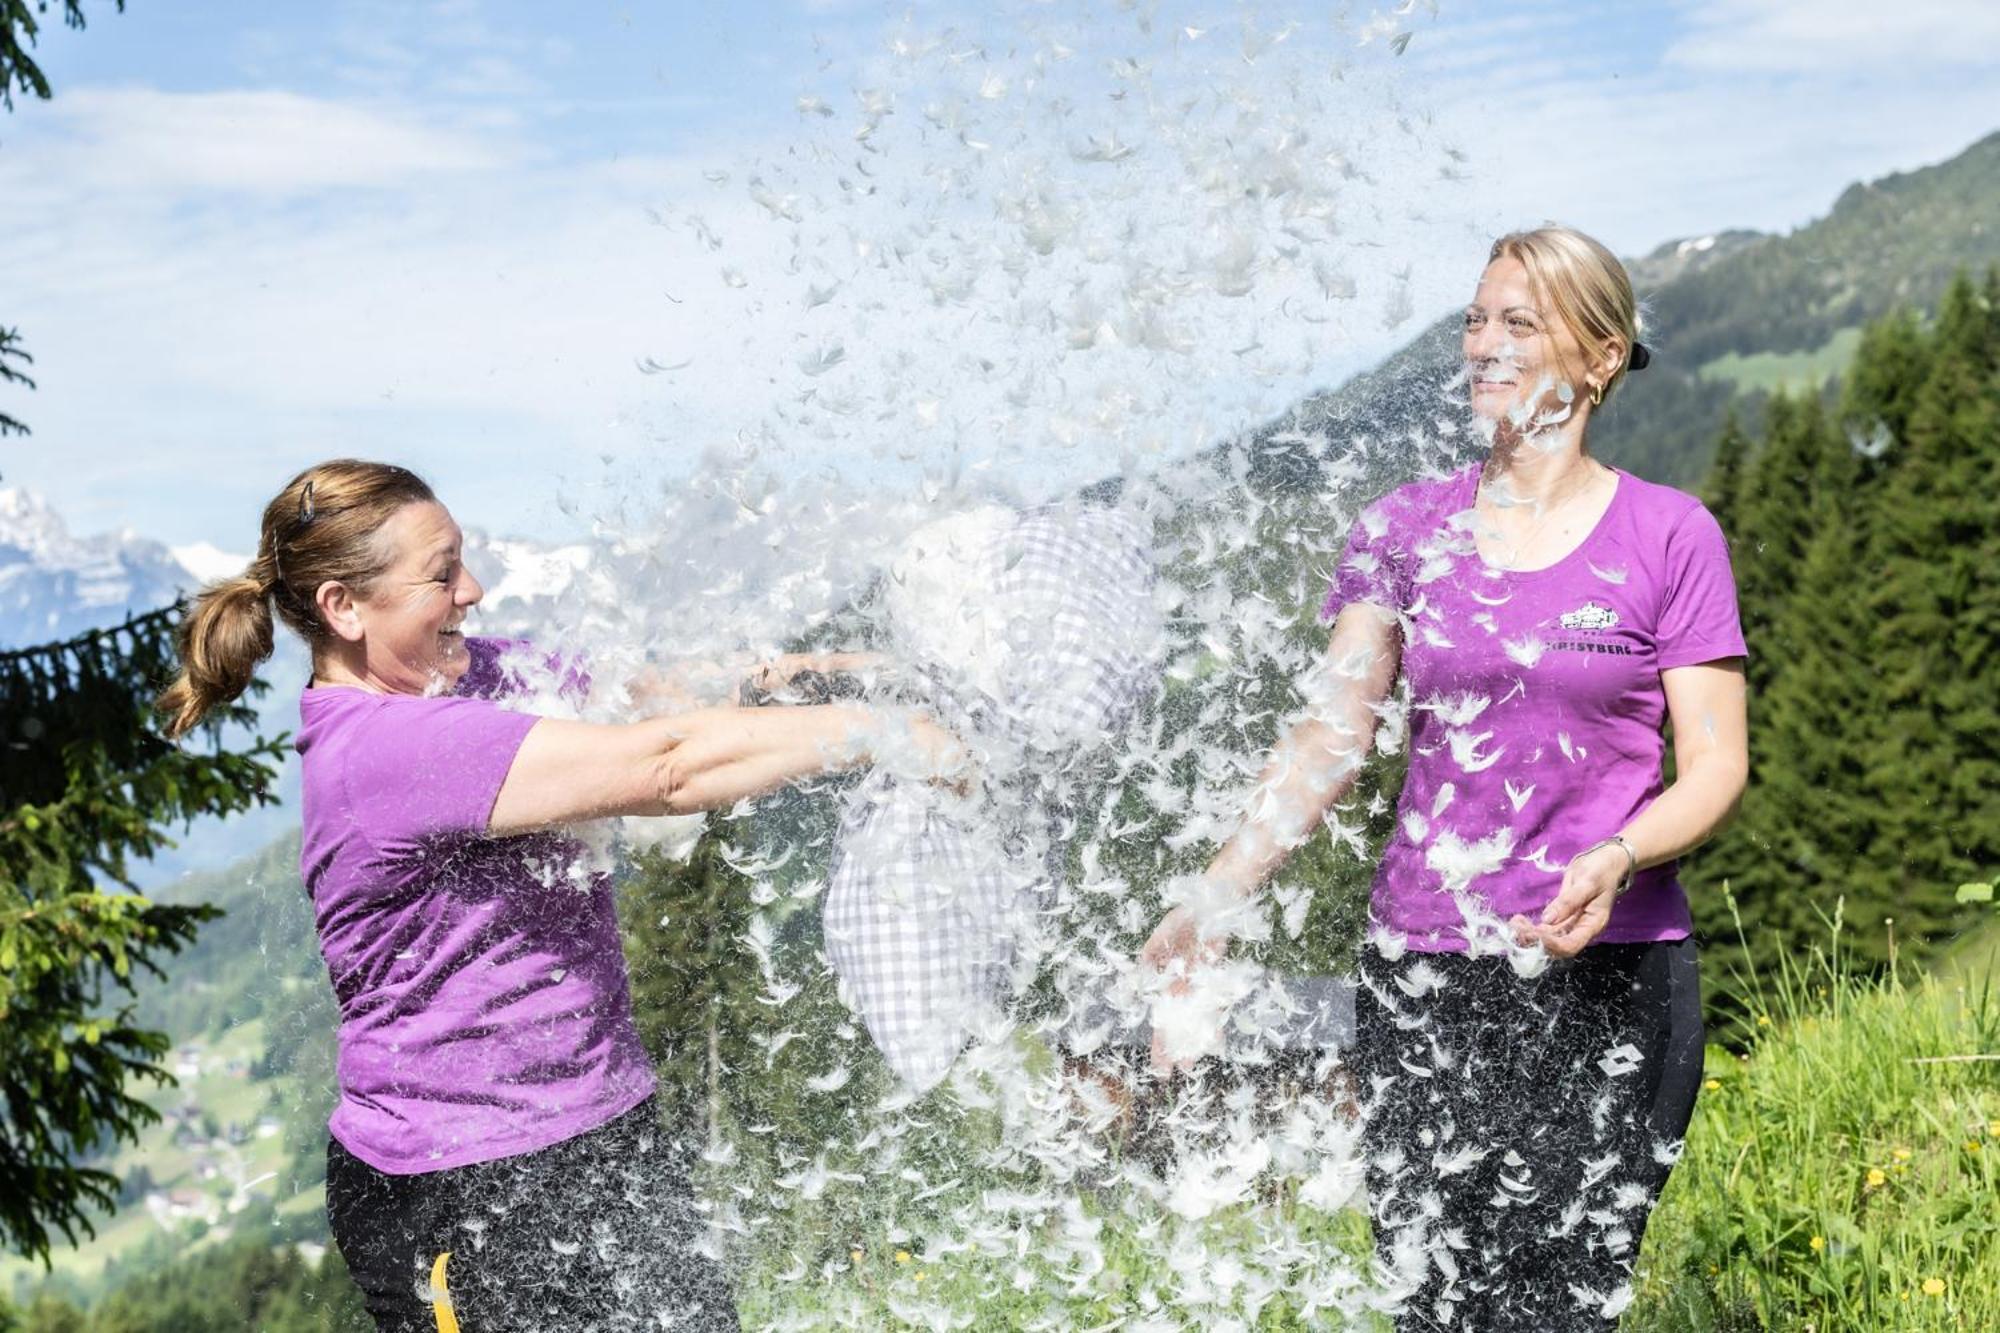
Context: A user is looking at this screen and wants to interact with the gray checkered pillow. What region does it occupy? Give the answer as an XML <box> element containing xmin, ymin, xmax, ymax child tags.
<box><xmin>824</xmin><ymin>503</ymin><xmax>1160</xmax><ymax>1089</ymax></box>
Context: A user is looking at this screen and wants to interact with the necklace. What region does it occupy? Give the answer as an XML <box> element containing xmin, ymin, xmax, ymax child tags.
<box><xmin>1477</xmin><ymin>458</ymin><xmax>1608</xmax><ymax>571</ymax></box>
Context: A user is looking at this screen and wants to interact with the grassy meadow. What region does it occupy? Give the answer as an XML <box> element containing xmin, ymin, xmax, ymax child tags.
<box><xmin>7</xmin><ymin>910</ymin><xmax>1994</xmax><ymax>1331</ymax></box>
<box><xmin>1629</xmin><ymin>910</ymin><xmax>2000</xmax><ymax>1331</ymax></box>
<box><xmin>723</xmin><ymin>910</ymin><xmax>2000</xmax><ymax>1332</ymax></box>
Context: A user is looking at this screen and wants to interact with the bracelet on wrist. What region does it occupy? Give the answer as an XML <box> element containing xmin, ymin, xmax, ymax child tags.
<box><xmin>1580</xmin><ymin>835</ymin><xmax>1639</xmax><ymax>896</ymax></box>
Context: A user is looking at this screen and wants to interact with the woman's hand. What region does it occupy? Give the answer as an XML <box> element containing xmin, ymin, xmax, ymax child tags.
<box><xmin>1513</xmin><ymin>661</ymin><xmax>1747</xmax><ymax>960</ymax></box>
<box><xmin>1139</xmin><ymin>904</ymin><xmax>1229</xmax><ymax>979</ymax></box>
<box><xmin>1140</xmin><ymin>905</ymin><xmax>1228</xmax><ymax>1074</ymax></box>
<box><xmin>1140</xmin><ymin>875</ymin><xmax>1265</xmax><ymax>1073</ymax></box>
<box><xmin>1513</xmin><ymin>841</ymin><xmax>1629</xmax><ymax>958</ymax></box>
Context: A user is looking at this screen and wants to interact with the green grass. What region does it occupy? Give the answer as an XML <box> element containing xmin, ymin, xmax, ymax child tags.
<box><xmin>1621</xmin><ymin>918</ymin><xmax>1998</xmax><ymax>1331</ymax></box>
<box><xmin>1940</xmin><ymin>916</ymin><xmax>2000</xmax><ymax>986</ymax></box>
<box><xmin>730</xmin><ymin>917</ymin><xmax>1999</xmax><ymax>1331</ymax></box>
<box><xmin>735</xmin><ymin>1189</ymin><xmax>1388</xmax><ymax>1331</ymax></box>
<box><xmin>1698</xmin><ymin>326</ymin><xmax>1864</xmax><ymax>394</ymax></box>
<box><xmin>18</xmin><ymin>921</ymin><xmax>1997</xmax><ymax>1329</ymax></box>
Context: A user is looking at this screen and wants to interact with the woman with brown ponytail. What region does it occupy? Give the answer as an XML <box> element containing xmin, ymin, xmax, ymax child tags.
<box><xmin>160</xmin><ymin>459</ymin><xmax>962</xmax><ymax>1332</ymax></box>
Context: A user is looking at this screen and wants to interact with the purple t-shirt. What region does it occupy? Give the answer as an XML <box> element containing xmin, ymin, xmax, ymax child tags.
<box><xmin>1322</xmin><ymin>463</ymin><xmax>1746</xmax><ymax>953</ymax></box>
<box><xmin>296</xmin><ymin>638</ymin><xmax>655</xmax><ymax>1174</ymax></box>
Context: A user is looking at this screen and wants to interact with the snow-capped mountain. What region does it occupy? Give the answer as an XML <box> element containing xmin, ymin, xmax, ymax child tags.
<box><xmin>0</xmin><ymin>487</ymin><xmax>207</xmax><ymax>648</ymax></box>
<box><xmin>0</xmin><ymin>485</ymin><xmax>590</xmax><ymax>650</ymax></box>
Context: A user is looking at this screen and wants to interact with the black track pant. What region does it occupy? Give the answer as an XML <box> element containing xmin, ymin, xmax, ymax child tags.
<box><xmin>326</xmin><ymin>1097</ymin><xmax>739</xmax><ymax>1332</ymax></box>
<box><xmin>1352</xmin><ymin>939</ymin><xmax>1705</xmax><ymax>1332</ymax></box>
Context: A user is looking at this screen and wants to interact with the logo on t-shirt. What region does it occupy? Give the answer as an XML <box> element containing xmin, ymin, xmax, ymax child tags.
<box><xmin>1551</xmin><ymin>601</ymin><xmax>1634</xmax><ymax>656</ymax></box>
<box><xmin>1559</xmin><ymin>602</ymin><xmax>1620</xmax><ymax>631</ymax></box>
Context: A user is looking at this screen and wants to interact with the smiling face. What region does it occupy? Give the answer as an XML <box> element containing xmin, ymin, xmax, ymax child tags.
<box><xmin>340</xmin><ymin>500</ymin><xmax>484</xmax><ymax>694</ymax></box>
<box><xmin>1462</xmin><ymin>256</ymin><xmax>1597</xmax><ymax>431</ymax></box>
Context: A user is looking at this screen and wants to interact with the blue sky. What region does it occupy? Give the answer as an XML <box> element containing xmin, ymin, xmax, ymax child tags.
<box><xmin>5</xmin><ymin>0</ymin><xmax>1999</xmax><ymax>552</ymax></box>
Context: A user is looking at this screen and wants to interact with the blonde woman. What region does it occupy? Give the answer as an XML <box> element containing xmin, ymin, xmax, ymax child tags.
<box><xmin>1143</xmin><ymin>227</ymin><xmax>1748</xmax><ymax>1329</ymax></box>
<box><xmin>159</xmin><ymin>460</ymin><xmax>961</xmax><ymax>1332</ymax></box>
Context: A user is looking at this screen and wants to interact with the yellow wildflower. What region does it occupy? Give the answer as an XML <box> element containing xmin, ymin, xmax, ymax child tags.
<box><xmin>1703</xmin><ymin>1079</ymin><xmax>1721</xmax><ymax>1092</ymax></box>
<box><xmin>1809</xmin><ymin>1235</ymin><xmax>1825</xmax><ymax>1253</ymax></box>
<box><xmin>1866</xmin><ymin>1168</ymin><xmax>1887</xmax><ymax>1188</ymax></box>
<box><xmin>850</xmin><ymin>1249</ymin><xmax>864</xmax><ymax>1264</ymax></box>
<box><xmin>1892</xmin><ymin>1146</ymin><xmax>1913</xmax><ymax>1161</ymax></box>
<box><xmin>914</xmin><ymin>1271</ymin><xmax>927</xmax><ymax>1284</ymax></box>
<box><xmin>1988</xmin><ymin>1120</ymin><xmax>2000</xmax><ymax>1139</ymax></box>
<box><xmin>1967</xmin><ymin>1140</ymin><xmax>1983</xmax><ymax>1154</ymax></box>
<box><xmin>895</xmin><ymin>1250</ymin><xmax>911</xmax><ymax>1265</ymax></box>
<box><xmin>1922</xmin><ymin>1277</ymin><xmax>1946</xmax><ymax>1297</ymax></box>
<box><xmin>1756</xmin><ymin>1015</ymin><xmax>1772</xmax><ymax>1028</ymax></box>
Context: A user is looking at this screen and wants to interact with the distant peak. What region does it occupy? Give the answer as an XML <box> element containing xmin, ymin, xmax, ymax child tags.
<box><xmin>1626</xmin><ymin>229</ymin><xmax>1767</xmax><ymax>289</ymax></box>
<box><xmin>171</xmin><ymin>541</ymin><xmax>251</xmax><ymax>585</ymax></box>
<box><xmin>0</xmin><ymin>485</ymin><xmax>56</xmax><ymax>517</ymax></box>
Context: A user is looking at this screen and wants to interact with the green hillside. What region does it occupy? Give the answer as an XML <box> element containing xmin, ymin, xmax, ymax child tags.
<box><xmin>1594</xmin><ymin>129</ymin><xmax>2000</xmax><ymax>484</ymax></box>
<box><xmin>1653</xmin><ymin>131</ymin><xmax>2000</xmax><ymax>365</ymax></box>
<box><xmin>2</xmin><ymin>841</ymin><xmax>339</xmax><ymax>1311</ymax></box>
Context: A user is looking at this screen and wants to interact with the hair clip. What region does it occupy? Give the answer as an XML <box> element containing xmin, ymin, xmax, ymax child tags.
<box><xmin>299</xmin><ymin>480</ymin><xmax>316</xmax><ymax>524</ymax></box>
<box><xmin>1629</xmin><ymin>341</ymin><xmax>1652</xmax><ymax>371</ymax></box>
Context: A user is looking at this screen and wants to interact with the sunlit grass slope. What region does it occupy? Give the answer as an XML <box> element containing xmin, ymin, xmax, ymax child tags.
<box><xmin>732</xmin><ymin>911</ymin><xmax>1999</xmax><ymax>1332</ymax></box>
<box><xmin>1630</xmin><ymin>911</ymin><xmax>2000</xmax><ymax>1332</ymax></box>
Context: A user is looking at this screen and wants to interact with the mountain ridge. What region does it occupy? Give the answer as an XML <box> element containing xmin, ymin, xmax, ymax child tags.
<box><xmin>0</xmin><ymin>484</ymin><xmax>590</xmax><ymax>651</ymax></box>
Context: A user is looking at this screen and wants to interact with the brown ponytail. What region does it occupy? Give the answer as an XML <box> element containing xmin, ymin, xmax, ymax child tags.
<box><xmin>157</xmin><ymin>460</ymin><xmax>436</xmax><ymax>739</ymax></box>
<box><xmin>158</xmin><ymin>570</ymin><xmax>277</xmax><ymax>740</ymax></box>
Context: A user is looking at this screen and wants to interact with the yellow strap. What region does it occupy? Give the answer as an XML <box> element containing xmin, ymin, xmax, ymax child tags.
<box><xmin>429</xmin><ymin>1251</ymin><xmax>461</xmax><ymax>1333</ymax></box>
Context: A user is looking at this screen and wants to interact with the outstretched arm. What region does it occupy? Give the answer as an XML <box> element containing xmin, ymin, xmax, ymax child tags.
<box><xmin>487</xmin><ymin>703</ymin><xmax>960</xmax><ymax>836</ymax></box>
<box><xmin>1140</xmin><ymin>602</ymin><xmax>1402</xmax><ymax>974</ymax></box>
<box><xmin>739</xmin><ymin>651</ymin><xmax>888</xmax><ymax>702</ymax></box>
<box><xmin>628</xmin><ymin>651</ymin><xmax>891</xmax><ymax>712</ymax></box>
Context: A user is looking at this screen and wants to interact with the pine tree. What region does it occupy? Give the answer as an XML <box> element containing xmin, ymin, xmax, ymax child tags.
<box><xmin>1860</xmin><ymin>272</ymin><xmax>2000</xmax><ymax>951</ymax></box>
<box><xmin>18</xmin><ymin>1293</ymin><xmax>84</xmax><ymax>1333</ymax></box>
<box><xmin>1</xmin><ymin>2</ymin><xmax>122</xmax><ymax>110</ymax></box>
<box><xmin>0</xmin><ymin>1</ymin><xmax>286</xmax><ymax>1268</ymax></box>
<box><xmin>0</xmin><ymin>611</ymin><xmax>287</xmax><ymax>1262</ymax></box>
<box><xmin>1730</xmin><ymin>390</ymin><xmax>1891</xmax><ymax>969</ymax></box>
<box><xmin>1728</xmin><ymin>391</ymin><xmax>1828</xmax><ymax>698</ymax></box>
<box><xmin>615</xmin><ymin>805</ymin><xmax>877</xmax><ymax>1167</ymax></box>
<box><xmin>1844</xmin><ymin>307</ymin><xmax>1929</xmax><ymax>445</ymax></box>
<box><xmin>1702</xmin><ymin>407</ymin><xmax>1752</xmax><ymax>542</ymax></box>
<box><xmin>0</xmin><ymin>325</ymin><xmax>31</xmax><ymax>438</ymax></box>
<box><xmin>1686</xmin><ymin>390</ymin><xmax>1852</xmax><ymax>990</ymax></box>
<box><xmin>1691</xmin><ymin>271</ymin><xmax>2000</xmax><ymax>1002</ymax></box>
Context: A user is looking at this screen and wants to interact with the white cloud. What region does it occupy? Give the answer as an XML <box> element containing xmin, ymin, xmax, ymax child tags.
<box><xmin>3</xmin><ymin>139</ymin><xmax>789</xmax><ymax>540</ymax></box>
<box><xmin>6</xmin><ymin>2</ymin><xmax>1996</xmax><ymax>550</ymax></box>
<box><xmin>1666</xmin><ymin>0</ymin><xmax>2000</xmax><ymax>72</ymax></box>
<box><xmin>5</xmin><ymin>13</ymin><xmax>1481</xmax><ymax>546</ymax></box>
<box><xmin>1427</xmin><ymin>72</ymin><xmax>2000</xmax><ymax>256</ymax></box>
<box><xmin>31</xmin><ymin>87</ymin><xmax>508</xmax><ymax>194</ymax></box>
<box><xmin>1399</xmin><ymin>0</ymin><xmax>2000</xmax><ymax>258</ymax></box>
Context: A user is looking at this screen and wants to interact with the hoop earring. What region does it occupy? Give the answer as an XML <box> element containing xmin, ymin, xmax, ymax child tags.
<box><xmin>1589</xmin><ymin>381</ymin><xmax>1604</xmax><ymax>407</ymax></box>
